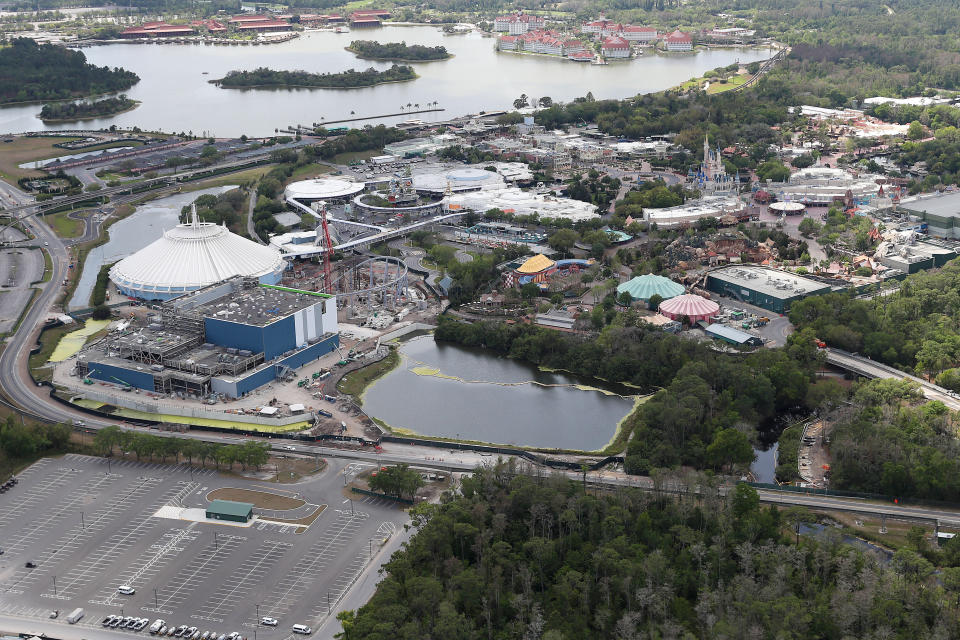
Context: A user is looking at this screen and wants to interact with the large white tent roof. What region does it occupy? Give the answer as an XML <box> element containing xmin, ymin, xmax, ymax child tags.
<box><xmin>284</xmin><ymin>177</ymin><xmax>365</xmax><ymax>201</ymax></box>
<box><xmin>110</xmin><ymin>215</ymin><xmax>285</xmax><ymax>294</ymax></box>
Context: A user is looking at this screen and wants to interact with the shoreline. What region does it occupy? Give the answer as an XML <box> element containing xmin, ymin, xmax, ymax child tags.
<box><xmin>0</xmin><ymin>88</ymin><xmax>137</xmax><ymax>109</ymax></box>
<box><xmin>360</xmin><ymin>335</ymin><xmax>644</xmax><ymax>454</ymax></box>
<box><xmin>37</xmin><ymin>100</ymin><xmax>141</xmax><ymax>123</ymax></box>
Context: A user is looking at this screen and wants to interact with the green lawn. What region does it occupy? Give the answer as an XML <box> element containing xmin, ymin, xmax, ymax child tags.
<box><xmin>331</xmin><ymin>149</ymin><xmax>381</xmax><ymax>165</ymax></box>
<box><xmin>706</xmin><ymin>74</ymin><xmax>748</xmax><ymax>94</ymax></box>
<box><xmin>337</xmin><ymin>348</ymin><xmax>400</xmax><ymax>399</ymax></box>
<box><xmin>46</xmin><ymin>210</ymin><xmax>85</xmax><ymax>238</ymax></box>
<box><xmin>188</xmin><ymin>165</ymin><xmax>274</xmax><ymax>190</ymax></box>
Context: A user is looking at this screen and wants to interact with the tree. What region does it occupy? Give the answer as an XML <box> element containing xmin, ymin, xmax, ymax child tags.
<box><xmin>706</xmin><ymin>428</ymin><xmax>755</xmax><ymax>470</ymax></box>
<box><xmin>538</xmin><ymin>96</ymin><xmax>553</xmax><ymax>108</ymax></box>
<box><xmin>647</xmin><ymin>293</ymin><xmax>663</xmax><ymax>311</ymax></box>
<box><xmin>513</xmin><ymin>93</ymin><xmax>529</xmax><ymax>110</ymax></box>
<box><xmin>907</xmin><ymin>120</ymin><xmax>925</xmax><ymax>140</ymax></box>
<box><xmin>730</xmin><ymin>482</ymin><xmax>760</xmax><ymax>518</ymax></box>
<box><xmin>797</xmin><ymin>217</ymin><xmax>821</xmax><ymax>237</ymax></box>
<box><xmin>617</xmin><ymin>291</ymin><xmax>633</xmax><ymax>307</ymax></box>
<box><xmin>368</xmin><ymin>463</ymin><xmax>424</xmax><ymax>500</ymax></box>
<box><xmin>547</xmin><ymin>229</ymin><xmax>578</xmax><ymax>254</ymax></box>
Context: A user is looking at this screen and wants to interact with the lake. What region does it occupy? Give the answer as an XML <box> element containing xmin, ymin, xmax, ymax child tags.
<box><xmin>0</xmin><ymin>26</ymin><xmax>773</xmax><ymax>137</ymax></box>
<box><xmin>68</xmin><ymin>186</ymin><xmax>235</xmax><ymax>310</ymax></box>
<box><xmin>362</xmin><ymin>335</ymin><xmax>637</xmax><ymax>450</ymax></box>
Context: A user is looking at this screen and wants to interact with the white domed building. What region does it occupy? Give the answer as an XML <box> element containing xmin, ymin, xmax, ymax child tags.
<box><xmin>110</xmin><ymin>211</ymin><xmax>286</xmax><ymax>301</ymax></box>
<box><xmin>284</xmin><ymin>177</ymin><xmax>365</xmax><ymax>204</ymax></box>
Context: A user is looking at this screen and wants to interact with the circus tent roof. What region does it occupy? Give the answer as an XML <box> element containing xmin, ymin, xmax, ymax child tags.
<box><xmin>616</xmin><ymin>274</ymin><xmax>684</xmax><ymax>301</ymax></box>
<box><xmin>516</xmin><ymin>254</ymin><xmax>557</xmax><ymax>274</ymax></box>
<box><xmin>658</xmin><ymin>294</ymin><xmax>720</xmax><ymax>319</ymax></box>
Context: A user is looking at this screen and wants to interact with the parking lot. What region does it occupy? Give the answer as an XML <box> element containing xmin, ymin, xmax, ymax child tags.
<box><xmin>0</xmin><ymin>454</ymin><xmax>408</xmax><ymax>639</ymax></box>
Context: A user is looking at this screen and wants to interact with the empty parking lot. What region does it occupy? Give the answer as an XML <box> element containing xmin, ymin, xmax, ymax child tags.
<box><xmin>0</xmin><ymin>454</ymin><xmax>408</xmax><ymax>639</ymax></box>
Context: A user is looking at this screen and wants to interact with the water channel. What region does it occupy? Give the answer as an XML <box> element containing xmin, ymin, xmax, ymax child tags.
<box><xmin>0</xmin><ymin>26</ymin><xmax>773</xmax><ymax>137</ymax></box>
<box><xmin>362</xmin><ymin>335</ymin><xmax>637</xmax><ymax>451</ymax></box>
<box><xmin>68</xmin><ymin>186</ymin><xmax>235</xmax><ymax>310</ymax></box>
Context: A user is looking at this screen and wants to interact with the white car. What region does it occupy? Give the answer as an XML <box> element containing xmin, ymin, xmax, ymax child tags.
<box><xmin>117</xmin><ymin>585</ymin><xmax>135</xmax><ymax>595</ymax></box>
<box><xmin>260</xmin><ymin>617</ymin><xmax>278</xmax><ymax>627</ymax></box>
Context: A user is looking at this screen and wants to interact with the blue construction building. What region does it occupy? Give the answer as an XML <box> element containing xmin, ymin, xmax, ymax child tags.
<box><xmin>76</xmin><ymin>278</ymin><xmax>339</xmax><ymax>399</ymax></box>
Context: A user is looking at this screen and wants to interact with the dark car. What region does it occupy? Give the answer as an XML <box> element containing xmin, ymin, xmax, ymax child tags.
<box><xmin>25</xmin><ymin>561</ymin><xmax>37</xmax><ymax>568</ymax></box>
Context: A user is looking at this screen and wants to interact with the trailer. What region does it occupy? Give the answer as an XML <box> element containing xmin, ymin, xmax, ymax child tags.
<box><xmin>317</xmin><ymin>409</ymin><xmax>333</xmax><ymax>418</ymax></box>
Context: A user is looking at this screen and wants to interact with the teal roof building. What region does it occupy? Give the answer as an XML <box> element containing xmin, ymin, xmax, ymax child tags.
<box><xmin>616</xmin><ymin>274</ymin><xmax>684</xmax><ymax>302</ymax></box>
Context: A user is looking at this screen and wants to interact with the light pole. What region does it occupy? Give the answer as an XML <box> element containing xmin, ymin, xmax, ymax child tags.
<box><xmin>52</xmin><ymin>575</ymin><xmax>56</xmax><ymax>596</ymax></box>
<box><xmin>81</xmin><ymin>512</ymin><xmax>85</xmax><ymax>531</ymax></box>
<box><xmin>214</xmin><ymin>531</ymin><xmax>219</xmax><ymax>551</ymax></box>
<box><xmin>154</xmin><ymin>587</ymin><xmax>159</xmax><ymax>608</ymax></box>
<box><xmin>256</xmin><ymin>604</ymin><xmax>260</xmax><ymax>624</ymax></box>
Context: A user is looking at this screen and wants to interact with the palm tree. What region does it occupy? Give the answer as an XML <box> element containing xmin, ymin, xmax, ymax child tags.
<box><xmin>407</xmin><ymin>102</ymin><xmax>412</xmax><ymax>108</ymax></box>
<box><xmin>414</xmin><ymin>103</ymin><xmax>419</xmax><ymax>109</ymax></box>
<box><xmin>350</xmin><ymin>110</ymin><xmax>355</xmax><ymax>115</ymax></box>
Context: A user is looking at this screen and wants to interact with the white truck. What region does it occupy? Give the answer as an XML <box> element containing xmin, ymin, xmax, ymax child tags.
<box><xmin>66</xmin><ymin>607</ymin><xmax>85</xmax><ymax>624</ymax></box>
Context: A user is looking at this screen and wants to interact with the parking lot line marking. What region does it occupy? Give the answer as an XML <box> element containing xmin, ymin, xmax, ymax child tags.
<box><xmin>0</xmin><ymin>467</ymin><xmax>82</xmax><ymax>529</ymax></box>
<box><xmin>36</xmin><ymin>481</ymin><xmax>196</xmax><ymax>599</ymax></box>
<box><xmin>143</xmin><ymin>534</ymin><xmax>244</xmax><ymax>615</ymax></box>
<box><xmin>193</xmin><ymin>539</ymin><xmax>292</xmax><ymax>622</ymax></box>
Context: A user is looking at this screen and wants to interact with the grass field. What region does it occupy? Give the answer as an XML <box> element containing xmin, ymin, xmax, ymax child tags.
<box><xmin>331</xmin><ymin>149</ymin><xmax>381</xmax><ymax>165</ymax></box>
<box><xmin>707</xmin><ymin>74</ymin><xmax>748</xmax><ymax>94</ymax></box>
<box><xmin>207</xmin><ymin>487</ymin><xmax>306</xmax><ymax>510</ymax></box>
<box><xmin>46</xmin><ymin>210</ymin><xmax>85</xmax><ymax>238</ymax></box>
<box><xmin>188</xmin><ymin>165</ymin><xmax>274</xmax><ymax>190</ymax></box>
<box><xmin>0</xmin><ymin>137</ymin><xmax>146</xmax><ymax>184</ymax></box>
<box><xmin>287</xmin><ymin>162</ymin><xmax>332</xmax><ymax>183</ymax></box>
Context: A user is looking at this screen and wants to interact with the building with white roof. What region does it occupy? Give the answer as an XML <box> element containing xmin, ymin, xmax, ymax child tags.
<box><xmin>411</xmin><ymin>167</ymin><xmax>506</xmax><ymax>195</ymax></box>
<box><xmin>644</xmin><ymin>195</ymin><xmax>744</xmax><ymax>227</ymax></box>
<box><xmin>110</xmin><ymin>208</ymin><xmax>286</xmax><ymax>301</ymax></box>
<box><xmin>283</xmin><ymin>177</ymin><xmax>365</xmax><ymax>204</ymax></box>
<box><xmin>445</xmin><ymin>187</ymin><xmax>599</xmax><ymax>222</ymax></box>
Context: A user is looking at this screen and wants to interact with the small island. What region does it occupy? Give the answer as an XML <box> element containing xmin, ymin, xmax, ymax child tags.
<box><xmin>38</xmin><ymin>95</ymin><xmax>140</xmax><ymax>122</ymax></box>
<box><xmin>210</xmin><ymin>64</ymin><xmax>417</xmax><ymax>89</ymax></box>
<box><xmin>345</xmin><ymin>40</ymin><xmax>452</xmax><ymax>62</ymax></box>
<box><xmin>0</xmin><ymin>37</ymin><xmax>139</xmax><ymax>105</ymax></box>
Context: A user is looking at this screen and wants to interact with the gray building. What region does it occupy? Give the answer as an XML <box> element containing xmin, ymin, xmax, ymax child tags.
<box><xmin>900</xmin><ymin>192</ymin><xmax>960</xmax><ymax>238</ymax></box>
<box><xmin>706</xmin><ymin>266</ymin><xmax>832</xmax><ymax>314</ymax></box>
<box><xmin>704</xmin><ymin>323</ymin><xmax>763</xmax><ymax>347</ymax></box>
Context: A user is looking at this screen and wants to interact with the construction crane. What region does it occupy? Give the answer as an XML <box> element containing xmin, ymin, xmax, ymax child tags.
<box><xmin>316</xmin><ymin>202</ymin><xmax>334</xmax><ymax>294</ymax></box>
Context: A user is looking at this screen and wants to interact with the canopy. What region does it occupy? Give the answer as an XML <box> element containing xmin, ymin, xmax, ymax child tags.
<box><xmin>659</xmin><ymin>294</ymin><xmax>720</xmax><ymax>323</ymax></box>
<box><xmin>616</xmin><ymin>274</ymin><xmax>684</xmax><ymax>302</ymax></box>
<box><xmin>516</xmin><ymin>254</ymin><xmax>557</xmax><ymax>274</ymax></box>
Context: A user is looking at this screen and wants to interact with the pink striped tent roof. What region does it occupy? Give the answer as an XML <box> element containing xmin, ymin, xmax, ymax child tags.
<box><xmin>658</xmin><ymin>294</ymin><xmax>719</xmax><ymax>322</ymax></box>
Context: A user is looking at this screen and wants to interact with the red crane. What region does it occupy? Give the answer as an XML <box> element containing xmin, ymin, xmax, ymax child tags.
<box><xmin>317</xmin><ymin>202</ymin><xmax>334</xmax><ymax>294</ymax></box>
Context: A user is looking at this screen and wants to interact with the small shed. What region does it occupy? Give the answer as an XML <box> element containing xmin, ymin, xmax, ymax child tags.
<box><xmin>704</xmin><ymin>323</ymin><xmax>763</xmax><ymax>347</ymax></box>
<box><xmin>206</xmin><ymin>499</ymin><xmax>253</xmax><ymax>523</ymax></box>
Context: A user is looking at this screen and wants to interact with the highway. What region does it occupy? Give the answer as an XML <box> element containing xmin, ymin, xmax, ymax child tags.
<box><xmin>825</xmin><ymin>347</ymin><xmax>960</xmax><ymax>410</ymax></box>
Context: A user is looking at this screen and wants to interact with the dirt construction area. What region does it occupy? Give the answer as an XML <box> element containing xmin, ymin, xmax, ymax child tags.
<box><xmin>0</xmin><ymin>453</ymin><xmax>409</xmax><ymax>640</ymax></box>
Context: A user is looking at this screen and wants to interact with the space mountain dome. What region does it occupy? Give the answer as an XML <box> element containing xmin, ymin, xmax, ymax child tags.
<box><xmin>109</xmin><ymin>206</ymin><xmax>286</xmax><ymax>301</ymax></box>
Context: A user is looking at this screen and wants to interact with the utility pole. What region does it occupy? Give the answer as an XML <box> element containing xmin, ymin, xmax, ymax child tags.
<box><xmin>52</xmin><ymin>575</ymin><xmax>57</xmax><ymax>596</ymax></box>
<box><xmin>154</xmin><ymin>588</ymin><xmax>159</xmax><ymax>608</ymax></box>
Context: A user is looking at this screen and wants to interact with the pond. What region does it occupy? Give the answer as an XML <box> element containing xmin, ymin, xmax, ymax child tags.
<box><xmin>362</xmin><ymin>335</ymin><xmax>638</xmax><ymax>451</ymax></box>
<box><xmin>751</xmin><ymin>441</ymin><xmax>779</xmax><ymax>484</ymax></box>
<box><xmin>68</xmin><ymin>186</ymin><xmax>236</xmax><ymax>310</ymax></box>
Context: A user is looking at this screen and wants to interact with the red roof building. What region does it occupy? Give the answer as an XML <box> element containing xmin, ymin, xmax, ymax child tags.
<box><xmin>234</xmin><ymin>19</ymin><xmax>291</xmax><ymax>32</ymax></box>
<box><xmin>665</xmin><ymin>29</ymin><xmax>693</xmax><ymax>51</ymax></box>
<box><xmin>190</xmin><ymin>19</ymin><xmax>226</xmax><ymax>32</ymax></box>
<box><xmin>568</xmin><ymin>50</ymin><xmax>594</xmax><ymax>62</ymax></box>
<box><xmin>120</xmin><ymin>22</ymin><xmax>195</xmax><ymax>38</ymax></box>
<box><xmin>620</xmin><ymin>25</ymin><xmax>658</xmax><ymax>42</ymax></box>
<box><xmin>350</xmin><ymin>11</ymin><xmax>383</xmax><ymax>27</ymax></box>
<box><xmin>601</xmin><ymin>35</ymin><xmax>630</xmax><ymax>58</ymax></box>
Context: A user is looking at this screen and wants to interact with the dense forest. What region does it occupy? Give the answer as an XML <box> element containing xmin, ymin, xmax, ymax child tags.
<box><xmin>789</xmin><ymin>259</ymin><xmax>960</xmax><ymax>379</ymax></box>
<box><xmin>346</xmin><ymin>40</ymin><xmax>451</xmax><ymax>61</ymax></box>
<box><xmin>0</xmin><ymin>38</ymin><xmax>139</xmax><ymax>104</ymax></box>
<box><xmin>435</xmin><ymin>318</ymin><xmax>823</xmax><ymax>468</ymax></box>
<box><xmin>38</xmin><ymin>95</ymin><xmax>138</xmax><ymax>121</ymax></box>
<box><xmin>338</xmin><ymin>464</ymin><xmax>960</xmax><ymax>640</ymax></box>
<box><xmin>212</xmin><ymin>65</ymin><xmax>417</xmax><ymax>89</ymax></box>
<box><xmin>825</xmin><ymin>378</ymin><xmax>960</xmax><ymax>501</ymax></box>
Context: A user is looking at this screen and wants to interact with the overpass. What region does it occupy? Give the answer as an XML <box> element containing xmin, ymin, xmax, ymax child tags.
<box><xmin>825</xmin><ymin>347</ymin><xmax>960</xmax><ymax>409</ymax></box>
<box><xmin>281</xmin><ymin>196</ymin><xmax>466</xmax><ymax>256</ymax></box>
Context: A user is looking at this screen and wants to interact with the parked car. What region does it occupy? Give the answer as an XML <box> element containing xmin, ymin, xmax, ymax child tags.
<box><xmin>117</xmin><ymin>585</ymin><xmax>136</xmax><ymax>595</ymax></box>
<box><xmin>259</xmin><ymin>618</ymin><xmax>278</xmax><ymax>627</ymax></box>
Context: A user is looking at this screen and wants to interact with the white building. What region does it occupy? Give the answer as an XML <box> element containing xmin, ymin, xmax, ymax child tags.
<box><xmin>445</xmin><ymin>187</ymin><xmax>599</xmax><ymax>223</ymax></box>
<box><xmin>644</xmin><ymin>195</ymin><xmax>744</xmax><ymax>227</ymax></box>
<box><xmin>601</xmin><ymin>35</ymin><xmax>631</xmax><ymax>58</ymax></box>
<box><xmin>494</xmin><ymin>13</ymin><xmax>544</xmax><ymax>34</ymax></box>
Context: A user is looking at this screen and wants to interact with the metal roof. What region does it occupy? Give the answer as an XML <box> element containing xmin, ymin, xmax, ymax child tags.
<box><xmin>704</xmin><ymin>323</ymin><xmax>757</xmax><ymax>344</ymax></box>
<box><xmin>206</xmin><ymin>500</ymin><xmax>253</xmax><ymax>517</ymax></box>
<box><xmin>109</xmin><ymin>211</ymin><xmax>285</xmax><ymax>294</ymax></box>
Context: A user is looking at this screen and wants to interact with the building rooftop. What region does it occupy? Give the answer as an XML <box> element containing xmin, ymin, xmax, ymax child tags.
<box><xmin>207</xmin><ymin>500</ymin><xmax>254</xmax><ymax>517</ymax></box>
<box><xmin>705</xmin><ymin>323</ymin><xmax>759</xmax><ymax>344</ymax></box>
<box><xmin>189</xmin><ymin>283</ymin><xmax>328</xmax><ymax>326</ymax></box>
<box><xmin>709</xmin><ymin>266</ymin><xmax>831</xmax><ymax>299</ymax></box>
<box><xmin>901</xmin><ymin>191</ymin><xmax>960</xmax><ymax>218</ymax></box>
